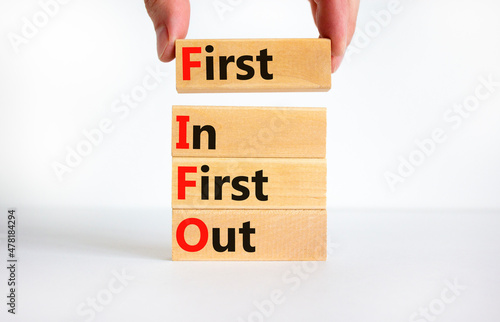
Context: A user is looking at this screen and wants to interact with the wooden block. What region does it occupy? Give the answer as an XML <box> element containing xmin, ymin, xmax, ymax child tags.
<box><xmin>175</xmin><ymin>39</ymin><xmax>331</xmax><ymax>93</ymax></box>
<box><xmin>172</xmin><ymin>105</ymin><xmax>326</xmax><ymax>158</ymax></box>
<box><xmin>172</xmin><ymin>158</ymin><xmax>326</xmax><ymax>209</ymax></box>
<box><xmin>172</xmin><ymin>209</ymin><xmax>327</xmax><ymax>261</ymax></box>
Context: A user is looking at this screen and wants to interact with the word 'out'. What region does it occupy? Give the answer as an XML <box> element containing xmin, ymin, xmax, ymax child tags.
<box><xmin>176</xmin><ymin>218</ymin><xmax>256</xmax><ymax>253</ymax></box>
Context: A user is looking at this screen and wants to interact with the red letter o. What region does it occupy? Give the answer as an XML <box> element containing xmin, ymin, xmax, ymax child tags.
<box><xmin>176</xmin><ymin>218</ymin><xmax>209</xmax><ymax>252</ymax></box>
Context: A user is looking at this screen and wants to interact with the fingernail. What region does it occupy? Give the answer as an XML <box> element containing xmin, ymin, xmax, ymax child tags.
<box><xmin>155</xmin><ymin>26</ymin><xmax>168</xmax><ymax>61</ymax></box>
<box><xmin>332</xmin><ymin>55</ymin><xmax>344</xmax><ymax>73</ymax></box>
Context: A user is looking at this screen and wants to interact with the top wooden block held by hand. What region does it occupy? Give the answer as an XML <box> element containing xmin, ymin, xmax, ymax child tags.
<box><xmin>175</xmin><ymin>39</ymin><xmax>331</xmax><ymax>93</ymax></box>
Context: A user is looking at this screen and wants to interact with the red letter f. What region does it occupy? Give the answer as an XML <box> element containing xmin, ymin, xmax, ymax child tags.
<box><xmin>182</xmin><ymin>47</ymin><xmax>201</xmax><ymax>80</ymax></box>
<box><xmin>178</xmin><ymin>166</ymin><xmax>197</xmax><ymax>200</ymax></box>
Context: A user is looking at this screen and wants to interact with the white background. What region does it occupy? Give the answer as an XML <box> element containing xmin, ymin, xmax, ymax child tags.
<box><xmin>0</xmin><ymin>0</ymin><xmax>499</xmax><ymax>321</ymax></box>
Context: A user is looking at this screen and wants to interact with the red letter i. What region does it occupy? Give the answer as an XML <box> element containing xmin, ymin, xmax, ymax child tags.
<box><xmin>176</xmin><ymin>115</ymin><xmax>190</xmax><ymax>149</ymax></box>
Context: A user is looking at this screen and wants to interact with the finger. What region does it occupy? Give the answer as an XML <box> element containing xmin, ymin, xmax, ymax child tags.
<box><xmin>309</xmin><ymin>0</ymin><xmax>318</xmax><ymax>26</ymax></box>
<box><xmin>313</xmin><ymin>0</ymin><xmax>349</xmax><ymax>58</ymax></box>
<box><xmin>346</xmin><ymin>0</ymin><xmax>360</xmax><ymax>47</ymax></box>
<box><xmin>144</xmin><ymin>0</ymin><xmax>190</xmax><ymax>62</ymax></box>
<box><xmin>333</xmin><ymin>0</ymin><xmax>359</xmax><ymax>72</ymax></box>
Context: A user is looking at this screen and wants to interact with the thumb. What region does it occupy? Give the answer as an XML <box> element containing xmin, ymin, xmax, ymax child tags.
<box><xmin>310</xmin><ymin>0</ymin><xmax>359</xmax><ymax>73</ymax></box>
<box><xmin>145</xmin><ymin>0</ymin><xmax>190</xmax><ymax>62</ymax></box>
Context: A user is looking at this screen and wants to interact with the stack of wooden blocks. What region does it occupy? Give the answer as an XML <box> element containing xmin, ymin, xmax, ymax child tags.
<box><xmin>172</xmin><ymin>39</ymin><xmax>331</xmax><ymax>260</ymax></box>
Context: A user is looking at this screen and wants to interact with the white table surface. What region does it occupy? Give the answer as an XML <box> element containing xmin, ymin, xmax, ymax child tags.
<box><xmin>1</xmin><ymin>208</ymin><xmax>498</xmax><ymax>322</ymax></box>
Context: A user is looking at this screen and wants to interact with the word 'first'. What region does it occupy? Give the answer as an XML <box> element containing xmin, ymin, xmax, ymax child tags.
<box><xmin>182</xmin><ymin>46</ymin><xmax>273</xmax><ymax>81</ymax></box>
<box><xmin>177</xmin><ymin>166</ymin><xmax>268</xmax><ymax>201</ymax></box>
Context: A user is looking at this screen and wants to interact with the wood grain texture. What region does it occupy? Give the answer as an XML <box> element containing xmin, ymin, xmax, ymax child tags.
<box><xmin>172</xmin><ymin>158</ymin><xmax>326</xmax><ymax>209</ymax></box>
<box><xmin>176</xmin><ymin>39</ymin><xmax>331</xmax><ymax>93</ymax></box>
<box><xmin>172</xmin><ymin>209</ymin><xmax>327</xmax><ymax>261</ymax></box>
<box><xmin>172</xmin><ymin>105</ymin><xmax>326</xmax><ymax>158</ymax></box>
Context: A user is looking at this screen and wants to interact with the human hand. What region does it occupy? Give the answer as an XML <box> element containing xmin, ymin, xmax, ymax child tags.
<box><xmin>145</xmin><ymin>0</ymin><xmax>190</xmax><ymax>62</ymax></box>
<box><xmin>309</xmin><ymin>0</ymin><xmax>360</xmax><ymax>72</ymax></box>
<box><xmin>145</xmin><ymin>0</ymin><xmax>359</xmax><ymax>73</ymax></box>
